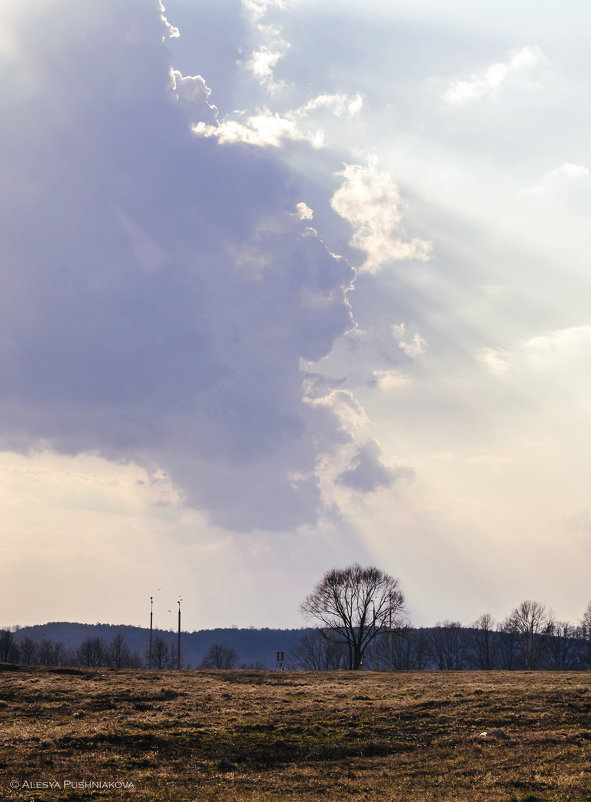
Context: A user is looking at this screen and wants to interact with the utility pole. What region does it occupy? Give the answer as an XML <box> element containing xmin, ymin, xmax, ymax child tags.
<box><xmin>389</xmin><ymin>593</ymin><xmax>393</xmax><ymax>672</ymax></box>
<box><xmin>149</xmin><ymin>596</ymin><xmax>153</xmax><ymax>670</ymax></box>
<box><xmin>177</xmin><ymin>598</ymin><xmax>182</xmax><ymax>671</ymax></box>
<box><xmin>372</xmin><ymin>601</ymin><xmax>377</xmax><ymax>670</ymax></box>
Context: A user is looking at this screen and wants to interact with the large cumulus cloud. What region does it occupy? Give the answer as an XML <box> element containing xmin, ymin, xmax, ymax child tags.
<box><xmin>0</xmin><ymin>0</ymin><xmax>362</xmax><ymax>531</ymax></box>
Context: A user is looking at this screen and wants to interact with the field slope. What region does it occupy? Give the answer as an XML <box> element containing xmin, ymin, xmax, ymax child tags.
<box><xmin>0</xmin><ymin>666</ymin><xmax>590</xmax><ymax>800</ymax></box>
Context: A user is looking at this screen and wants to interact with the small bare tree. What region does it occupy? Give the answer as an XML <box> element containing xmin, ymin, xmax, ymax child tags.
<box><xmin>19</xmin><ymin>637</ymin><xmax>38</xmax><ymax>665</ymax></box>
<box><xmin>497</xmin><ymin>617</ymin><xmax>520</xmax><ymax>669</ymax></box>
<box><xmin>581</xmin><ymin>601</ymin><xmax>591</xmax><ymax>669</ymax></box>
<box><xmin>428</xmin><ymin>621</ymin><xmax>464</xmax><ymax>670</ymax></box>
<box><xmin>199</xmin><ymin>644</ymin><xmax>239</xmax><ymax>669</ymax></box>
<box><xmin>294</xmin><ymin>630</ymin><xmax>348</xmax><ymax>670</ymax></box>
<box><xmin>301</xmin><ymin>564</ymin><xmax>406</xmax><ymax>670</ymax></box>
<box><xmin>0</xmin><ymin>630</ymin><xmax>18</xmax><ymax>663</ymax></box>
<box><xmin>77</xmin><ymin>637</ymin><xmax>108</xmax><ymax>667</ymax></box>
<box><xmin>38</xmin><ymin>639</ymin><xmax>61</xmax><ymax>666</ymax></box>
<box><xmin>465</xmin><ymin>613</ymin><xmax>496</xmax><ymax>670</ymax></box>
<box><xmin>149</xmin><ymin>636</ymin><xmax>175</xmax><ymax>669</ymax></box>
<box><xmin>546</xmin><ymin>620</ymin><xmax>578</xmax><ymax>669</ymax></box>
<box><xmin>377</xmin><ymin>627</ymin><xmax>429</xmax><ymax>670</ymax></box>
<box><xmin>107</xmin><ymin>633</ymin><xmax>133</xmax><ymax>669</ymax></box>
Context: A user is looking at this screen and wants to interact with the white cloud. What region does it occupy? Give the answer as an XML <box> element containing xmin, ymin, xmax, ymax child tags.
<box><xmin>307</xmin><ymin>389</ymin><xmax>369</xmax><ymax>436</ymax></box>
<box><xmin>398</xmin><ymin>333</ymin><xmax>428</xmax><ymax>359</ymax></box>
<box><xmin>480</xmin><ymin>326</ymin><xmax>591</xmax><ymax>376</ymax></box>
<box><xmin>300</xmin><ymin>92</ymin><xmax>364</xmax><ymax>117</ymax></box>
<box><xmin>295</xmin><ymin>202</ymin><xmax>314</xmax><ymax>220</ymax></box>
<box><xmin>241</xmin><ymin>0</ymin><xmax>292</xmax><ymax>93</ymax></box>
<box><xmin>192</xmin><ymin>88</ymin><xmax>364</xmax><ymax>149</ymax></box>
<box><xmin>241</xmin><ymin>0</ymin><xmax>288</xmax><ymax>21</ymax></box>
<box><xmin>442</xmin><ymin>45</ymin><xmax>543</xmax><ymax>105</ymax></box>
<box><xmin>372</xmin><ymin>370</ymin><xmax>411</xmax><ymax>390</ymax></box>
<box><xmin>522</xmin><ymin>325</ymin><xmax>591</xmax><ymax>367</ymax></box>
<box><xmin>193</xmin><ymin>109</ymin><xmax>325</xmax><ymax>148</ymax></box>
<box><xmin>478</xmin><ymin>347</ymin><xmax>511</xmax><ymax>376</ymax></box>
<box><xmin>169</xmin><ymin>69</ymin><xmax>218</xmax><ymax>121</ymax></box>
<box><xmin>158</xmin><ymin>0</ymin><xmax>180</xmax><ymax>39</ymax></box>
<box><xmin>247</xmin><ymin>43</ymin><xmax>290</xmax><ymax>92</ymax></box>
<box><xmin>330</xmin><ymin>163</ymin><xmax>432</xmax><ymax>272</ymax></box>
<box><xmin>521</xmin><ymin>162</ymin><xmax>590</xmax><ymax>195</ymax></box>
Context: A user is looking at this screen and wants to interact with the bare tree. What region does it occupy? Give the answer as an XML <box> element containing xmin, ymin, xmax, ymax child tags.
<box><xmin>428</xmin><ymin>621</ymin><xmax>464</xmax><ymax>670</ymax></box>
<box><xmin>377</xmin><ymin>627</ymin><xmax>429</xmax><ymax>670</ymax></box>
<box><xmin>294</xmin><ymin>630</ymin><xmax>348</xmax><ymax>670</ymax></box>
<box><xmin>199</xmin><ymin>644</ymin><xmax>239</xmax><ymax>669</ymax></box>
<box><xmin>497</xmin><ymin>617</ymin><xmax>520</xmax><ymax>670</ymax></box>
<box><xmin>148</xmin><ymin>636</ymin><xmax>175</xmax><ymax>669</ymax></box>
<box><xmin>465</xmin><ymin>613</ymin><xmax>496</xmax><ymax>670</ymax></box>
<box><xmin>581</xmin><ymin>601</ymin><xmax>591</xmax><ymax>669</ymax></box>
<box><xmin>77</xmin><ymin>637</ymin><xmax>108</xmax><ymax>667</ymax></box>
<box><xmin>0</xmin><ymin>629</ymin><xmax>18</xmax><ymax>663</ymax></box>
<box><xmin>507</xmin><ymin>600</ymin><xmax>550</xmax><ymax>670</ymax></box>
<box><xmin>106</xmin><ymin>633</ymin><xmax>133</xmax><ymax>669</ymax></box>
<box><xmin>294</xmin><ymin>631</ymin><xmax>323</xmax><ymax>670</ymax></box>
<box><xmin>19</xmin><ymin>637</ymin><xmax>38</xmax><ymax>665</ymax></box>
<box><xmin>38</xmin><ymin>639</ymin><xmax>58</xmax><ymax>666</ymax></box>
<box><xmin>546</xmin><ymin>620</ymin><xmax>578</xmax><ymax>669</ymax></box>
<box><xmin>301</xmin><ymin>564</ymin><xmax>406</xmax><ymax>670</ymax></box>
<box><xmin>53</xmin><ymin>641</ymin><xmax>69</xmax><ymax>667</ymax></box>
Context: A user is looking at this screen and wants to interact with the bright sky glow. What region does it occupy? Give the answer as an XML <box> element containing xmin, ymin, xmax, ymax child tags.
<box><xmin>0</xmin><ymin>0</ymin><xmax>590</xmax><ymax>631</ymax></box>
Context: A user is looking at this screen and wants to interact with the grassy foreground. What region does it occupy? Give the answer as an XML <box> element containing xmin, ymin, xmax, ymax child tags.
<box><xmin>0</xmin><ymin>666</ymin><xmax>590</xmax><ymax>800</ymax></box>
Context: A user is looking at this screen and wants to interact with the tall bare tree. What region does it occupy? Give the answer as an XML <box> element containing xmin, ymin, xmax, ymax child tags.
<box><xmin>294</xmin><ymin>630</ymin><xmax>348</xmax><ymax>670</ymax></box>
<box><xmin>301</xmin><ymin>564</ymin><xmax>406</xmax><ymax>670</ymax></box>
<box><xmin>507</xmin><ymin>600</ymin><xmax>550</xmax><ymax>670</ymax></box>
<box><xmin>19</xmin><ymin>637</ymin><xmax>38</xmax><ymax>665</ymax></box>
<box><xmin>497</xmin><ymin>617</ymin><xmax>519</xmax><ymax>669</ymax></box>
<box><xmin>0</xmin><ymin>629</ymin><xmax>18</xmax><ymax>663</ymax></box>
<box><xmin>546</xmin><ymin>620</ymin><xmax>578</xmax><ymax>669</ymax></box>
<box><xmin>38</xmin><ymin>639</ymin><xmax>59</xmax><ymax>666</ymax></box>
<box><xmin>428</xmin><ymin>621</ymin><xmax>464</xmax><ymax>670</ymax></box>
<box><xmin>580</xmin><ymin>601</ymin><xmax>591</xmax><ymax>669</ymax></box>
<box><xmin>466</xmin><ymin>613</ymin><xmax>496</xmax><ymax>670</ymax></box>
<box><xmin>149</xmin><ymin>636</ymin><xmax>175</xmax><ymax>669</ymax></box>
<box><xmin>377</xmin><ymin>627</ymin><xmax>429</xmax><ymax>670</ymax></box>
<box><xmin>107</xmin><ymin>633</ymin><xmax>133</xmax><ymax>669</ymax></box>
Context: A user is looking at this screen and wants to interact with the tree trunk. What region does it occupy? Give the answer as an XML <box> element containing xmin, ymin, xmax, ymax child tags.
<box><xmin>353</xmin><ymin>644</ymin><xmax>362</xmax><ymax>670</ymax></box>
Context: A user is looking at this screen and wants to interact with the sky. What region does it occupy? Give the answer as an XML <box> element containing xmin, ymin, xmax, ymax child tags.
<box><xmin>1</xmin><ymin>0</ymin><xmax>590</xmax><ymax>632</ymax></box>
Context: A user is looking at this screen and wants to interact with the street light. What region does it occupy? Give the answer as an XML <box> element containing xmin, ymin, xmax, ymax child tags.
<box><xmin>389</xmin><ymin>591</ymin><xmax>393</xmax><ymax>672</ymax></box>
<box><xmin>372</xmin><ymin>600</ymin><xmax>377</xmax><ymax>670</ymax></box>
<box><xmin>149</xmin><ymin>596</ymin><xmax>153</xmax><ymax>670</ymax></box>
<box><xmin>177</xmin><ymin>598</ymin><xmax>182</xmax><ymax>671</ymax></box>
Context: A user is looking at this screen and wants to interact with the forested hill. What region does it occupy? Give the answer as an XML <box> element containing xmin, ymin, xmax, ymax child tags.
<box><xmin>8</xmin><ymin>621</ymin><xmax>590</xmax><ymax>671</ymax></box>
<box><xmin>11</xmin><ymin>622</ymin><xmax>314</xmax><ymax>669</ymax></box>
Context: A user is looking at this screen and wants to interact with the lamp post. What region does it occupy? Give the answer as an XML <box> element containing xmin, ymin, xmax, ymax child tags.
<box><xmin>149</xmin><ymin>596</ymin><xmax>153</xmax><ymax>670</ymax></box>
<box><xmin>177</xmin><ymin>598</ymin><xmax>182</xmax><ymax>671</ymax></box>
<box><xmin>372</xmin><ymin>600</ymin><xmax>377</xmax><ymax>670</ymax></box>
<box><xmin>389</xmin><ymin>592</ymin><xmax>393</xmax><ymax>672</ymax></box>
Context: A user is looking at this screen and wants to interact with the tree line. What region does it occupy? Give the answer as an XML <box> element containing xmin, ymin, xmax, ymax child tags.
<box><xmin>0</xmin><ymin>630</ymin><xmax>263</xmax><ymax>671</ymax></box>
<box><xmin>293</xmin><ymin>609</ymin><xmax>591</xmax><ymax>671</ymax></box>
<box><xmin>297</xmin><ymin>565</ymin><xmax>591</xmax><ymax>671</ymax></box>
<box><xmin>2</xmin><ymin>564</ymin><xmax>590</xmax><ymax>671</ymax></box>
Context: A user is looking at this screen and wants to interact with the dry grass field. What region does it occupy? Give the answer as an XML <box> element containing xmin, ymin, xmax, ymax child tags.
<box><xmin>0</xmin><ymin>665</ymin><xmax>590</xmax><ymax>801</ymax></box>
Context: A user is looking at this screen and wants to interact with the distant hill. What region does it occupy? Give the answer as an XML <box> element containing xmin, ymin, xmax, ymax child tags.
<box><xmin>12</xmin><ymin>622</ymin><xmax>315</xmax><ymax>669</ymax></box>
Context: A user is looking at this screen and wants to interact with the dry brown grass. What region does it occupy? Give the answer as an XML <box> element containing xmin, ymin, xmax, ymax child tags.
<box><xmin>0</xmin><ymin>666</ymin><xmax>590</xmax><ymax>800</ymax></box>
